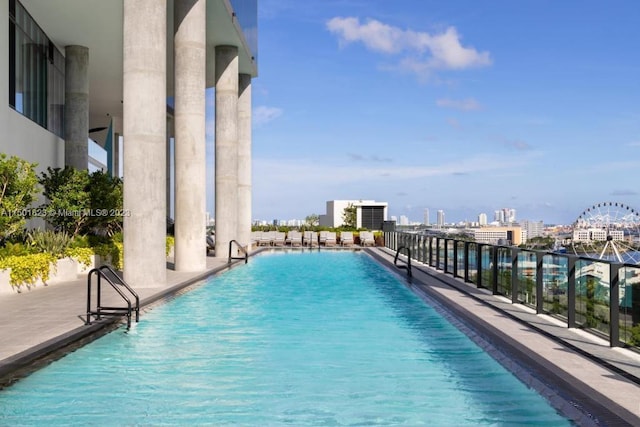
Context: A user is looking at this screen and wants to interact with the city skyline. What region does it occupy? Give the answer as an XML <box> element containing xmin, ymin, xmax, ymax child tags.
<box><xmin>203</xmin><ymin>1</ymin><xmax>640</xmax><ymax>225</ymax></box>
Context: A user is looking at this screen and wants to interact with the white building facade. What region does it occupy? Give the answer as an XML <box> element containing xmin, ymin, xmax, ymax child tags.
<box><xmin>319</xmin><ymin>200</ymin><xmax>388</xmax><ymax>229</ymax></box>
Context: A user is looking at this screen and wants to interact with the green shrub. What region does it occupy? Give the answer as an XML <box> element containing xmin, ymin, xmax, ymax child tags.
<box><xmin>166</xmin><ymin>235</ymin><xmax>175</xmax><ymax>256</ymax></box>
<box><xmin>65</xmin><ymin>246</ymin><xmax>94</xmax><ymax>268</ymax></box>
<box><xmin>93</xmin><ymin>241</ymin><xmax>123</xmax><ymax>270</ymax></box>
<box><xmin>69</xmin><ymin>234</ymin><xmax>91</xmax><ymax>249</ymax></box>
<box><xmin>0</xmin><ymin>241</ymin><xmax>34</xmax><ymax>258</ymax></box>
<box><xmin>0</xmin><ymin>154</ymin><xmax>39</xmax><ymax>243</ymax></box>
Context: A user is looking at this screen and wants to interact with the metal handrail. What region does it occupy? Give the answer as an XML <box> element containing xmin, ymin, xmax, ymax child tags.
<box><xmin>86</xmin><ymin>266</ymin><xmax>140</xmax><ymax>329</ymax></box>
<box><xmin>394</xmin><ymin>246</ymin><xmax>412</xmax><ymax>278</ymax></box>
<box><xmin>228</xmin><ymin>239</ymin><xmax>248</xmax><ymax>264</ymax></box>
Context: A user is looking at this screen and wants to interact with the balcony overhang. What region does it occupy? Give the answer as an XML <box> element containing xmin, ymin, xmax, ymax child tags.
<box><xmin>21</xmin><ymin>0</ymin><xmax>257</xmax><ymax>135</ymax></box>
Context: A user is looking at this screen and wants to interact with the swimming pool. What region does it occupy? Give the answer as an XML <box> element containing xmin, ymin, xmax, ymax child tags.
<box><xmin>0</xmin><ymin>251</ymin><xmax>571</xmax><ymax>425</ymax></box>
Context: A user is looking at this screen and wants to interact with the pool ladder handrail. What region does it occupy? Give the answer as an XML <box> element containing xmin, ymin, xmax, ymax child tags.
<box><xmin>228</xmin><ymin>239</ymin><xmax>248</xmax><ymax>264</ymax></box>
<box><xmin>394</xmin><ymin>246</ymin><xmax>412</xmax><ymax>278</ymax></box>
<box><xmin>86</xmin><ymin>265</ymin><xmax>140</xmax><ymax>329</ymax></box>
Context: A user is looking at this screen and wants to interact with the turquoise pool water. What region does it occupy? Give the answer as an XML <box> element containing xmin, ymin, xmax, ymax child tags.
<box><xmin>0</xmin><ymin>251</ymin><xmax>570</xmax><ymax>426</ymax></box>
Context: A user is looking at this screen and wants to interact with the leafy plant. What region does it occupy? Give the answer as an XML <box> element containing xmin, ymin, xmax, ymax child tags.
<box><xmin>305</xmin><ymin>214</ymin><xmax>319</xmax><ymax>227</ymax></box>
<box><xmin>0</xmin><ymin>253</ymin><xmax>56</xmax><ymax>288</ymax></box>
<box><xmin>65</xmin><ymin>246</ymin><xmax>94</xmax><ymax>268</ymax></box>
<box><xmin>341</xmin><ymin>204</ymin><xmax>356</xmax><ymax>229</ymax></box>
<box><xmin>38</xmin><ymin>168</ymin><xmax>124</xmax><ymax>238</ymax></box>
<box><xmin>27</xmin><ymin>229</ymin><xmax>71</xmax><ymax>259</ymax></box>
<box><xmin>93</xmin><ymin>241</ymin><xmax>123</xmax><ymax>270</ymax></box>
<box><xmin>166</xmin><ymin>235</ymin><xmax>175</xmax><ymax>256</ymax></box>
<box><xmin>39</xmin><ymin>167</ymin><xmax>91</xmax><ymax>236</ymax></box>
<box><xmin>0</xmin><ymin>154</ymin><xmax>39</xmax><ymax>243</ymax></box>
<box><xmin>0</xmin><ymin>241</ymin><xmax>34</xmax><ymax>258</ymax></box>
<box><xmin>86</xmin><ymin>172</ymin><xmax>124</xmax><ymax>236</ymax></box>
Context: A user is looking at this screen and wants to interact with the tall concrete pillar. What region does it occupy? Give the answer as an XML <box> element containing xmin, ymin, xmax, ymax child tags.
<box><xmin>214</xmin><ymin>46</ymin><xmax>239</xmax><ymax>258</ymax></box>
<box><xmin>123</xmin><ymin>0</ymin><xmax>167</xmax><ymax>287</ymax></box>
<box><xmin>64</xmin><ymin>45</ymin><xmax>89</xmax><ymax>170</ymax></box>
<box><xmin>237</xmin><ymin>74</ymin><xmax>252</xmax><ymax>252</ymax></box>
<box><xmin>174</xmin><ymin>0</ymin><xmax>206</xmax><ymax>271</ymax></box>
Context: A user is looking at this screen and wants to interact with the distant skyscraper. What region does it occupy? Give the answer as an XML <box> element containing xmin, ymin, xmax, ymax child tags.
<box><xmin>424</xmin><ymin>208</ymin><xmax>430</xmax><ymax>225</ymax></box>
<box><xmin>437</xmin><ymin>210</ymin><xmax>445</xmax><ymax>227</ymax></box>
<box><xmin>399</xmin><ymin>215</ymin><xmax>409</xmax><ymax>226</ymax></box>
<box><xmin>478</xmin><ymin>213</ymin><xmax>488</xmax><ymax>225</ymax></box>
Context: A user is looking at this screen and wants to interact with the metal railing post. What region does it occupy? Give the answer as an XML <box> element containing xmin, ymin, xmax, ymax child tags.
<box><xmin>536</xmin><ymin>251</ymin><xmax>544</xmax><ymax>314</ymax></box>
<box><xmin>443</xmin><ymin>239</ymin><xmax>449</xmax><ymax>274</ymax></box>
<box><xmin>567</xmin><ymin>256</ymin><xmax>576</xmax><ymax>328</ymax></box>
<box><xmin>492</xmin><ymin>246</ymin><xmax>499</xmax><ymax>295</ymax></box>
<box><xmin>453</xmin><ymin>240</ymin><xmax>459</xmax><ymax>278</ymax></box>
<box><xmin>476</xmin><ymin>243</ymin><xmax>483</xmax><ymax>288</ymax></box>
<box><xmin>464</xmin><ymin>241</ymin><xmax>470</xmax><ymax>283</ymax></box>
<box><xmin>610</xmin><ymin>263</ymin><xmax>621</xmax><ymax>347</ymax></box>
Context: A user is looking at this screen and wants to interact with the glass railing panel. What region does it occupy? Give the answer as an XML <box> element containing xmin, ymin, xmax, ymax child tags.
<box><xmin>468</xmin><ymin>243</ymin><xmax>478</xmax><ymax>284</ymax></box>
<box><xmin>456</xmin><ymin>241</ymin><xmax>465</xmax><ymax>277</ymax></box>
<box><xmin>479</xmin><ymin>245</ymin><xmax>492</xmax><ymax>290</ymax></box>
<box><xmin>496</xmin><ymin>247</ymin><xmax>512</xmax><ymax>297</ymax></box>
<box><xmin>446</xmin><ymin>240</ymin><xmax>455</xmax><ymax>273</ymax></box>
<box><xmin>436</xmin><ymin>239</ymin><xmax>443</xmax><ymax>270</ymax></box>
<box><xmin>229</xmin><ymin>0</ymin><xmax>258</xmax><ymax>64</ymax></box>
<box><xmin>575</xmin><ymin>259</ymin><xmax>611</xmax><ymax>336</ymax></box>
<box><xmin>542</xmin><ymin>254</ymin><xmax>569</xmax><ymax>320</ymax></box>
<box><xmin>619</xmin><ymin>265</ymin><xmax>640</xmax><ymax>349</ymax></box>
<box><xmin>517</xmin><ymin>251</ymin><xmax>536</xmax><ymax>308</ymax></box>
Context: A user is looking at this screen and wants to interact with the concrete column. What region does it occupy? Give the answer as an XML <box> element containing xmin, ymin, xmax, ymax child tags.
<box><xmin>174</xmin><ymin>0</ymin><xmax>206</xmax><ymax>271</ymax></box>
<box><xmin>64</xmin><ymin>45</ymin><xmax>89</xmax><ymax>170</ymax></box>
<box><xmin>123</xmin><ymin>0</ymin><xmax>167</xmax><ymax>287</ymax></box>
<box><xmin>214</xmin><ymin>46</ymin><xmax>239</xmax><ymax>258</ymax></box>
<box><xmin>237</xmin><ymin>73</ymin><xmax>252</xmax><ymax>252</ymax></box>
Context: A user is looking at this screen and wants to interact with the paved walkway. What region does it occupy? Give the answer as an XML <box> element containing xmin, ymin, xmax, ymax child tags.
<box><xmin>1</xmin><ymin>247</ymin><xmax>639</xmax><ymax>426</ymax></box>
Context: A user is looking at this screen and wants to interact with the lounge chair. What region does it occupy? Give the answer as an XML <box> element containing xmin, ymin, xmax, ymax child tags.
<box><xmin>286</xmin><ymin>231</ymin><xmax>303</xmax><ymax>247</ymax></box>
<box><xmin>206</xmin><ymin>235</ymin><xmax>215</xmax><ymax>254</ymax></box>
<box><xmin>325</xmin><ymin>231</ymin><xmax>337</xmax><ymax>247</ymax></box>
<box><xmin>259</xmin><ymin>231</ymin><xmax>275</xmax><ymax>246</ymax></box>
<box><xmin>319</xmin><ymin>231</ymin><xmax>329</xmax><ymax>246</ymax></box>
<box><xmin>340</xmin><ymin>231</ymin><xmax>354</xmax><ymax>246</ymax></box>
<box><xmin>273</xmin><ymin>231</ymin><xmax>286</xmax><ymax>246</ymax></box>
<box><xmin>304</xmin><ymin>231</ymin><xmax>317</xmax><ymax>247</ymax></box>
<box><xmin>360</xmin><ymin>231</ymin><xmax>375</xmax><ymax>247</ymax></box>
<box><xmin>250</xmin><ymin>231</ymin><xmax>262</xmax><ymax>249</ymax></box>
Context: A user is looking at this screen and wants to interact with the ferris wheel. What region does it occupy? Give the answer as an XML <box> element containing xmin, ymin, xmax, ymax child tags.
<box><xmin>570</xmin><ymin>202</ymin><xmax>640</xmax><ymax>264</ymax></box>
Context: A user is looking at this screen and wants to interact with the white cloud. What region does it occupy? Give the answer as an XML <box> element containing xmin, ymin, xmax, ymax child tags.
<box><xmin>436</xmin><ymin>98</ymin><xmax>482</xmax><ymax>111</ymax></box>
<box><xmin>326</xmin><ymin>17</ymin><xmax>491</xmax><ymax>79</ymax></box>
<box><xmin>254</xmin><ymin>106</ymin><xmax>283</xmax><ymax>126</ymax></box>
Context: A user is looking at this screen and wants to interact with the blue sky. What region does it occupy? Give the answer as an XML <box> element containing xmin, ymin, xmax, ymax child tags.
<box><xmin>207</xmin><ymin>0</ymin><xmax>640</xmax><ymax>225</ymax></box>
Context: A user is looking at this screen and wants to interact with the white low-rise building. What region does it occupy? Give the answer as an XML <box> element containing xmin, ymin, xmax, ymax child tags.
<box><xmin>319</xmin><ymin>200</ymin><xmax>388</xmax><ymax>229</ymax></box>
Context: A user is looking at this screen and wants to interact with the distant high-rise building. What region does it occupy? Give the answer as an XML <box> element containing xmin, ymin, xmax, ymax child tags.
<box><xmin>399</xmin><ymin>215</ymin><xmax>409</xmax><ymax>226</ymax></box>
<box><xmin>437</xmin><ymin>210</ymin><xmax>445</xmax><ymax>227</ymax></box>
<box><xmin>478</xmin><ymin>213</ymin><xmax>488</xmax><ymax>225</ymax></box>
<box><xmin>521</xmin><ymin>220</ymin><xmax>544</xmax><ymax>239</ymax></box>
<box><xmin>424</xmin><ymin>208</ymin><xmax>430</xmax><ymax>226</ymax></box>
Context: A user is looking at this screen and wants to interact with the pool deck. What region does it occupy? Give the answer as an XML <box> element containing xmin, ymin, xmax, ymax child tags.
<box><xmin>369</xmin><ymin>247</ymin><xmax>640</xmax><ymax>427</ymax></box>
<box><xmin>0</xmin><ymin>247</ymin><xmax>639</xmax><ymax>426</ymax></box>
